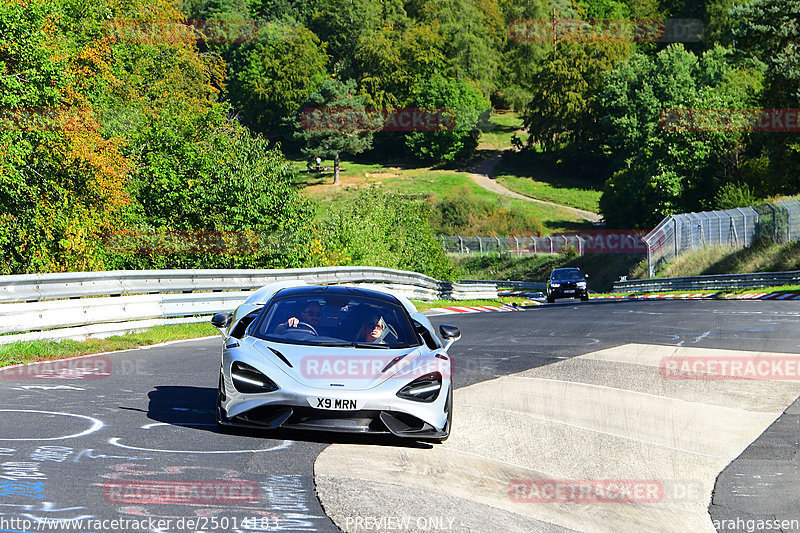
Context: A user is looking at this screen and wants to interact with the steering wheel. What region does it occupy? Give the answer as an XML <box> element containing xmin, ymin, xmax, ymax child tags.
<box><xmin>294</xmin><ymin>321</ymin><xmax>318</xmax><ymax>336</ymax></box>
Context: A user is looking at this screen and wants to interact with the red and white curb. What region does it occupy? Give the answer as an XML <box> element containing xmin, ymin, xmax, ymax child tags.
<box><xmin>591</xmin><ymin>292</ymin><xmax>800</xmax><ymax>301</ymax></box>
<box><xmin>425</xmin><ymin>304</ymin><xmax>531</xmax><ymax>316</ymax></box>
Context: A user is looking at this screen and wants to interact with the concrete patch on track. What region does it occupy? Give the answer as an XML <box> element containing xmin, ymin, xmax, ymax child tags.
<box><xmin>314</xmin><ymin>343</ymin><xmax>800</xmax><ymax>532</ymax></box>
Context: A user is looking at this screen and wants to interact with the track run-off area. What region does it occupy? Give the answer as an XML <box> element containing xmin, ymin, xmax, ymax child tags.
<box><xmin>1</xmin><ymin>298</ymin><xmax>799</xmax><ymax>533</ymax></box>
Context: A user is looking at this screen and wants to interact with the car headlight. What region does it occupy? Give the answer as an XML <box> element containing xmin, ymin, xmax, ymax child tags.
<box><xmin>397</xmin><ymin>372</ymin><xmax>442</xmax><ymax>402</ymax></box>
<box><xmin>550</xmin><ymin>283</ymin><xmax>561</xmax><ymax>287</ymax></box>
<box><xmin>231</xmin><ymin>361</ymin><xmax>279</xmax><ymax>394</ymax></box>
<box><xmin>577</xmin><ymin>282</ymin><xmax>586</xmax><ymax>287</ymax></box>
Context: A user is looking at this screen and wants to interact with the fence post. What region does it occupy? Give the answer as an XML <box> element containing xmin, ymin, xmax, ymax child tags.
<box><xmin>532</xmin><ymin>237</ymin><xmax>537</xmax><ymax>254</ymax></box>
<box><xmin>673</xmin><ymin>217</ymin><xmax>679</xmax><ymax>258</ymax></box>
<box><xmin>478</xmin><ymin>236</ymin><xmax>483</xmax><ymax>257</ymax></box>
<box><xmin>549</xmin><ymin>236</ymin><xmax>553</xmax><ymax>253</ymax></box>
<box><xmin>459</xmin><ymin>236</ymin><xmax>464</xmax><ymax>256</ymax></box>
<box><xmin>514</xmin><ymin>236</ymin><xmax>520</xmax><ymax>255</ymax></box>
<box><xmin>767</xmin><ymin>204</ymin><xmax>778</xmax><ymax>241</ymax></box>
<box><xmin>495</xmin><ymin>236</ymin><xmax>502</xmax><ymax>257</ymax></box>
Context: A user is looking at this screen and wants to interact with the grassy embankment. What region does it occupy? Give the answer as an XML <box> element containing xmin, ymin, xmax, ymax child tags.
<box><xmin>0</xmin><ymin>323</ymin><xmax>218</xmax><ymax>368</ymax></box>
<box><xmin>290</xmin><ymin>111</ymin><xmax>598</xmax><ymax>235</ymax></box>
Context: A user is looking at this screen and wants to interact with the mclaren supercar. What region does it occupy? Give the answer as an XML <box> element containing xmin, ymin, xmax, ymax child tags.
<box><xmin>211</xmin><ymin>282</ymin><xmax>460</xmax><ymax>441</ymax></box>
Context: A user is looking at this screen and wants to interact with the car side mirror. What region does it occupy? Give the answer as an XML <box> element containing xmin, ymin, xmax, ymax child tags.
<box><xmin>439</xmin><ymin>324</ymin><xmax>461</xmax><ymax>353</ymax></box>
<box><xmin>211</xmin><ymin>312</ymin><xmax>232</xmax><ymax>329</ymax></box>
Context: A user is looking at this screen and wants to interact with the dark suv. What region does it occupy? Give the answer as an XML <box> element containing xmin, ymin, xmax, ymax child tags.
<box><xmin>546</xmin><ymin>268</ymin><xmax>589</xmax><ymax>303</ymax></box>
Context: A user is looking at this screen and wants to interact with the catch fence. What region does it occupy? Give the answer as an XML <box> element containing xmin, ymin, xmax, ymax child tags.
<box><xmin>643</xmin><ymin>200</ymin><xmax>800</xmax><ymax>277</ymax></box>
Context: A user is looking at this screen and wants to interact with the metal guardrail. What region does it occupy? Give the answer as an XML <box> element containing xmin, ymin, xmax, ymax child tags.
<box><xmin>613</xmin><ymin>270</ymin><xmax>800</xmax><ymax>293</ymax></box>
<box><xmin>0</xmin><ymin>267</ymin><xmax>498</xmax><ymax>344</ymax></box>
<box><xmin>460</xmin><ymin>279</ymin><xmax>547</xmax><ymax>292</ymax></box>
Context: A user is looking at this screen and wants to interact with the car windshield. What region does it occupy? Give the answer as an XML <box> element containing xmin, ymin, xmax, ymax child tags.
<box><xmin>252</xmin><ymin>292</ymin><xmax>421</xmax><ymax>348</ymax></box>
<box><xmin>552</xmin><ymin>270</ymin><xmax>583</xmax><ymax>281</ymax></box>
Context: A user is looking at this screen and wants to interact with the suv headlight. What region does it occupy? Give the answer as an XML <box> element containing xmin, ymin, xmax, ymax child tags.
<box><xmin>577</xmin><ymin>281</ymin><xmax>586</xmax><ymax>288</ymax></box>
<box><xmin>550</xmin><ymin>282</ymin><xmax>561</xmax><ymax>287</ymax></box>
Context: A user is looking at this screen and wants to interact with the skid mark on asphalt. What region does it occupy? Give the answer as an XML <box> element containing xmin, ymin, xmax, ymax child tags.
<box><xmin>314</xmin><ymin>343</ymin><xmax>800</xmax><ymax>533</ymax></box>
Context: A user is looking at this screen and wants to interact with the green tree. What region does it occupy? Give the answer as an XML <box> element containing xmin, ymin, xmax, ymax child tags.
<box><xmin>598</xmin><ymin>45</ymin><xmax>765</xmax><ymax>227</ymax></box>
<box><xmin>522</xmin><ymin>40</ymin><xmax>631</xmax><ymax>151</ymax></box>
<box><xmin>293</xmin><ymin>79</ymin><xmax>378</xmax><ymax>184</ymax></box>
<box><xmin>403</xmin><ymin>74</ymin><xmax>491</xmax><ymax>164</ymax></box>
<box><xmin>226</xmin><ymin>22</ymin><xmax>328</xmax><ymax>136</ymax></box>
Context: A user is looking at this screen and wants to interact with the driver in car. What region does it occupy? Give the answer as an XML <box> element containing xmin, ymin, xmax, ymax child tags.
<box><xmin>273</xmin><ymin>302</ymin><xmax>322</xmax><ymax>333</ymax></box>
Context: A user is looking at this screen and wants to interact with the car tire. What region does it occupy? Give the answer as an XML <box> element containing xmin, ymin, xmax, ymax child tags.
<box><xmin>547</xmin><ymin>295</ymin><xmax>555</xmax><ymax>303</ymax></box>
<box><xmin>216</xmin><ymin>371</ymin><xmax>229</xmax><ymax>426</ymax></box>
<box><xmin>581</xmin><ymin>295</ymin><xmax>589</xmax><ymax>301</ymax></box>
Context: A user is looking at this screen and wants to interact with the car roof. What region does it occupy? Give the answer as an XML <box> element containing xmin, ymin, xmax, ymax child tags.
<box><xmin>552</xmin><ymin>267</ymin><xmax>582</xmax><ymax>273</ymax></box>
<box><xmin>273</xmin><ymin>284</ymin><xmax>403</xmax><ymax>305</ymax></box>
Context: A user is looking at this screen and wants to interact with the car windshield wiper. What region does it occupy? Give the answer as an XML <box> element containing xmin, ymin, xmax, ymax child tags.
<box><xmin>311</xmin><ymin>341</ymin><xmax>357</xmax><ymax>347</ymax></box>
<box><xmin>351</xmin><ymin>342</ymin><xmax>393</xmax><ymax>349</ymax></box>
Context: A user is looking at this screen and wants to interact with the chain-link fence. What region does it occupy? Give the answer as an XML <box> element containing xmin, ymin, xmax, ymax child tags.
<box><xmin>643</xmin><ymin>199</ymin><xmax>800</xmax><ymax>277</ymax></box>
<box><xmin>440</xmin><ymin>233</ymin><xmax>647</xmax><ymax>256</ymax></box>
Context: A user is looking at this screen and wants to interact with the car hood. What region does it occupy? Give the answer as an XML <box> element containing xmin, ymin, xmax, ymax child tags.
<box><xmin>251</xmin><ymin>340</ymin><xmax>425</xmax><ymax>391</ymax></box>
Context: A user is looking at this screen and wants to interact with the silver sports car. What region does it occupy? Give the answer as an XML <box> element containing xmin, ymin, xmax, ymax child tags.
<box><xmin>211</xmin><ymin>282</ymin><xmax>460</xmax><ymax>441</ymax></box>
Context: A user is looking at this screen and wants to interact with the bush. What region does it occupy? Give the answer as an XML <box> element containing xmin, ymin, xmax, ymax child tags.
<box><xmin>714</xmin><ymin>182</ymin><xmax>757</xmax><ymax>210</ymax></box>
<box><xmin>431</xmin><ymin>187</ymin><xmax>544</xmax><ymax>236</ymax></box>
<box><xmin>319</xmin><ymin>188</ymin><xmax>456</xmax><ymax>280</ymax></box>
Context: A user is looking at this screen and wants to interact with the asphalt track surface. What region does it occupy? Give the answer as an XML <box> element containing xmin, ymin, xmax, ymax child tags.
<box><xmin>0</xmin><ymin>299</ymin><xmax>799</xmax><ymax>533</ymax></box>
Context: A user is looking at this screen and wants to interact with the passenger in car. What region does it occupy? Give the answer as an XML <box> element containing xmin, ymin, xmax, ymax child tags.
<box><xmin>355</xmin><ymin>315</ymin><xmax>387</xmax><ymax>343</ymax></box>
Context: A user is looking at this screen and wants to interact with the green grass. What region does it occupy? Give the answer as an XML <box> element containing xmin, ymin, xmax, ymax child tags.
<box><xmin>0</xmin><ymin>322</ymin><xmax>218</xmax><ymax>368</ymax></box>
<box><xmin>492</xmin><ymin>150</ymin><xmax>603</xmax><ymax>213</ymax></box>
<box><xmin>478</xmin><ymin>111</ymin><xmax>524</xmax><ymax>151</ymax></box>
<box><xmin>411</xmin><ymin>296</ymin><xmax>530</xmax><ymax>311</ymax></box>
<box><xmin>290</xmin><ymin>155</ymin><xmax>593</xmax><ymax>234</ymax></box>
<box><xmin>495</xmin><ymin>175</ymin><xmax>602</xmax><ymax>213</ymax></box>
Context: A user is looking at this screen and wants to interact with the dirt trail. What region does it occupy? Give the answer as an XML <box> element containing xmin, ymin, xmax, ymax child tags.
<box><xmin>466</xmin><ymin>151</ymin><xmax>603</xmax><ymax>223</ymax></box>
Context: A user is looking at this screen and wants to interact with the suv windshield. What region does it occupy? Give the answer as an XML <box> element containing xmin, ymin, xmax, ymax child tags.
<box><xmin>252</xmin><ymin>292</ymin><xmax>421</xmax><ymax>349</ymax></box>
<box><xmin>551</xmin><ymin>269</ymin><xmax>583</xmax><ymax>281</ymax></box>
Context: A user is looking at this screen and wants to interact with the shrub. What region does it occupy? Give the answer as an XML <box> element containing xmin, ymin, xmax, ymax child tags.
<box><xmin>714</xmin><ymin>182</ymin><xmax>757</xmax><ymax>210</ymax></box>
<box><xmin>319</xmin><ymin>187</ymin><xmax>456</xmax><ymax>280</ymax></box>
